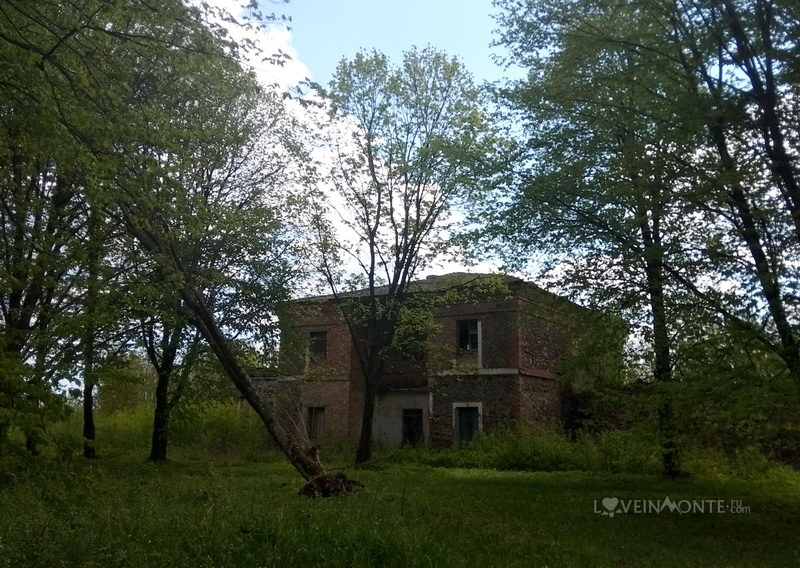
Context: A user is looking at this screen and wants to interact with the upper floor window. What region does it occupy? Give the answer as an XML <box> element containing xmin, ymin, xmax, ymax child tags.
<box><xmin>457</xmin><ymin>319</ymin><xmax>479</xmax><ymax>351</ymax></box>
<box><xmin>309</xmin><ymin>331</ymin><xmax>328</xmax><ymax>362</ymax></box>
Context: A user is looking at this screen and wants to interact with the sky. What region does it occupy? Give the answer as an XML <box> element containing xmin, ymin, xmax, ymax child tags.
<box><xmin>275</xmin><ymin>0</ymin><xmax>512</xmax><ymax>88</ymax></box>
<box><xmin>211</xmin><ymin>0</ymin><xmax>512</xmax><ymax>278</ymax></box>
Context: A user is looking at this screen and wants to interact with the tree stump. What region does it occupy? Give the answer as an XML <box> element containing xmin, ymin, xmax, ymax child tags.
<box><xmin>299</xmin><ymin>473</ymin><xmax>364</xmax><ymax>498</ymax></box>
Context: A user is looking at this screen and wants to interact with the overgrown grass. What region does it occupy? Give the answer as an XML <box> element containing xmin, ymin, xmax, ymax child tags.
<box><xmin>375</xmin><ymin>425</ymin><xmax>777</xmax><ymax>479</ymax></box>
<box><xmin>1</xmin><ymin>456</ymin><xmax>799</xmax><ymax>567</ymax></box>
<box><xmin>4</xmin><ymin>404</ymin><xmax>800</xmax><ymax>565</ymax></box>
<box><xmin>38</xmin><ymin>402</ymin><xmax>788</xmax><ymax>480</ymax></box>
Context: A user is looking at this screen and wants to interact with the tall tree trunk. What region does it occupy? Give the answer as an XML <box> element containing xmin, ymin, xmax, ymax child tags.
<box><xmin>83</xmin><ymin>208</ymin><xmax>99</xmax><ymax>459</ymax></box>
<box><xmin>707</xmin><ymin>121</ymin><xmax>800</xmax><ymax>381</ymax></box>
<box><xmin>639</xmin><ymin>212</ymin><xmax>681</xmax><ymax>477</ymax></box>
<box><xmin>351</xmin><ymin>304</ymin><xmax>395</xmax><ymax>465</ymax></box>
<box><xmin>149</xmin><ymin>368</ymin><xmax>171</xmax><ymax>462</ymax></box>
<box><xmin>144</xmin><ymin>322</ymin><xmax>182</xmax><ymax>463</ymax></box>
<box><xmin>719</xmin><ymin>0</ymin><xmax>800</xmax><ymax>244</ymax></box>
<box><xmin>355</xmin><ymin>368</ymin><xmax>380</xmax><ymax>463</ymax></box>
<box><xmin>82</xmin><ymin>379</ymin><xmax>96</xmax><ymax>458</ymax></box>
<box><xmin>25</xmin><ymin>435</ymin><xmax>38</xmax><ymax>455</ymax></box>
<box><xmin>673</xmin><ymin>23</ymin><xmax>800</xmax><ymax>382</ymax></box>
<box><xmin>0</xmin><ymin>346</ymin><xmax>24</xmax><ymax>456</ymax></box>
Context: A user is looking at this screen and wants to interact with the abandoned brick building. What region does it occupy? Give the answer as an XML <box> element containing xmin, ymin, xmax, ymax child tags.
<box><xmin>255</xmin><ymin>273</ymin><xmax>592</xmax><ymax>447</ymax></box>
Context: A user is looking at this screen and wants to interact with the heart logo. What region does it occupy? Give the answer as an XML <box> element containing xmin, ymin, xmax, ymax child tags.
<box><xmin>602</xmin><ymin>497</ymin><xmax>619</xmax><ymax>517</ymax></box>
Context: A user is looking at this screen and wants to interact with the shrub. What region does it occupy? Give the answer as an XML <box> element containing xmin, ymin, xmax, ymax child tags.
<box><xmin>170</xmin><ymin>401</ymin><xmax>272</xmax><ymax>459</ymax></box>
<box><xmin>37</xmin><ymin>401</ymin><xmax>278</xmax><ymax>461</ymax></box>
<box><xmin>376</xmin><ymin>425</ymin><xmax>664</xmax><ymax>474</ymax></box>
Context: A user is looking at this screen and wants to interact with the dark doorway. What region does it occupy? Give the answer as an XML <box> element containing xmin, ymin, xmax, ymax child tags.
<box><xmin>402</xmin><ymin>408</ymin><xmax>424</xmax><ymax>446</ymax></box>
<box><xmin>456</xmin><ymin>406</ymin><xmax>479</xmax><ymax>443</ymax></box>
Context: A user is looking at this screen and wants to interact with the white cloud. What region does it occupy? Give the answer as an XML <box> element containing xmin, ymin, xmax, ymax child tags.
<box><xmin>192</xmin><ymin>0</ymin><xmax>312</xmax><ymax>91</ymax></box>
<box><xmin>247</xmin><ymin>25</ymin><xmax>312</xmax><ymax>89</ymax></box>
<box><xmin>192</xmin><ymin>1</ymin><xmax>501</xmax><ymax>285</ymax></box>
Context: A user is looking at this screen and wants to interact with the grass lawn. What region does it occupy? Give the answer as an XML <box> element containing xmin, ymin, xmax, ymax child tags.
<box><xmin>1</xmin><ymin>455</ymin><xmax>799</xmax><ymax>567</ymax></box>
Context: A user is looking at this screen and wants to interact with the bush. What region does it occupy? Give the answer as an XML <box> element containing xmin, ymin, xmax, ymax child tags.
<box><xmin>682</xmin><ymin>446</ymin><xmax>775</xmax><ymax>479</ymax></box>
<box><xmin>36</xmin><ymin>400</ymin><xmax>789</xmax><ymax>479</ymax></box>
<box><xmin>169</xmin><ymin>401</ymin><xmax>273</xmax><ymax>459</ymax></box>
<box><xmin>376</xmin><ymin>423</ymin><xmax>797</xmax><ymax>478</ymax></box>
<box><xmin>97</xmin><ymin>403</ymin><xmax>153</xmax><ymax>454</ymax></box>
<box><xmin>580</xmin><ymin>428</ymin><xmax>662</xmax><ymax>474</ymax></box>
<box><xmin>377</xmin><ymin>425</ymin><xmax>663</xmax><ymax>474</ymax></box>
<box><xmin>35</xmin><ymin>401</ymin><xmax>278</xmax><ymax>461</ymax></box>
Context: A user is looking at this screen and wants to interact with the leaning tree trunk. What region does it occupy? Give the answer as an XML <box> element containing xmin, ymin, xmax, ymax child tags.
<box><xmin>179</xmin><ymin>284</ymin><xmax>362</xmax><ymax>495</ymax></box>
<box><xmin>120</xmin><ymin>206</ymin><xmax>362</xmax><ymax>495</ymax></box>
<box><xmin>178</xmin><ymin>284</ymin><xmax>326</xmax><ymax>479</ymax></box>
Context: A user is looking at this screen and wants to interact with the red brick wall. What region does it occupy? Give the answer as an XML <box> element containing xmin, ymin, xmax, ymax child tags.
<box><xmin>299</xmin><ymin>380</ymin><xmax>351</xmax><ymax>444</ymax></box>
<box><xmin>280</xmin><ymin>281</ymin><xmax>590</xmax><ymax>446</ymax></box>
<box><xmin>287</xmin><ymin>302</ymin><xmax>353</xmax><ymax>377</ymax></box>
<box><xmin>382</xmin><ymin>346</ymin><xmax>429</xmax><ymax>389</ymax></box>
<box><xmin>428</xmin><ymin>374</ymin><xmax>517</xmax><ymax>447</ymax></box>
<box><xmin>518</xmin><ymin>300</ymin><xmax>573</xmax><ymax>375</ymax></box>
<box><xmin>250</xmin><ymin>378</ymin><xmax>352</xmax><ymax>445</ymax></box>
<box><xmin>283</xmin><ymin>301</ymin><xmax>362</xmax><ymax>443</ymax></box>
<box><xmin>430</xmin><ymin>300</ymin><xmax>519</xmax><ymax>371</ymax></box>
<box><xmin>516</xmin><ymin>375</ymin><xmax>561</xmax><ymax>427</ymax></box>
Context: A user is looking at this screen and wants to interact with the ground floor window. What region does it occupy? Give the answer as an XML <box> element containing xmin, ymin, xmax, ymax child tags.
<box><xmin>402</xmin><ymin>408</ymin><xmax>424</xmax><ymax>446</ymax></box>
<box><xmin>453</xmin><ymin>403</ymin><xmax>482</xmax><ymax>444</ymax></box>
<box><xmin>307</xmin><ymin>406</ymin><xmax>325</xmax><ymax>441</ymax></box>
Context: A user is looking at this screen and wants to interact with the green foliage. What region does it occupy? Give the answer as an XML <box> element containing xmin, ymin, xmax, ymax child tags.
<box><xmin>672</xmin><ymin>326</ymin><xmax>800</xmax><ymax>466</ymax></box>
<box><xmin>0</xmin><ymin>0</ymin><xmax>310</xmax><ymax>467</ymax></box>
<box><xmin>375</xmin><ymin>424</ymin><xmax>793</xmax><ymax>479</ymax></box>
<box><xmin>489</xmin><ymin>0</ymin><xmax>800</xmax><ymax>377</ymax></box>
<box><xmin>313</xmin><ymin>47</ymin><xmax>504</xmax><ymax>461</ymax></box>
<box><xmin>562</xmin><ymin>313</ymin><xmax>627</xmax><ymax>378</ymax></box>
<box><xmin>377</xmin><ymin>426</ymin><xmax>663</xmax><ymax>474</ymax></box>
<box><xmin>317</xmin><ymin>46</ymin><xmax>503</xmax><ymax>284</ymax></box>
<box><xmin>37</xmin><ymin>400</ymin><xmax>272</xmax><ymax>461</ymax></box>
<box><xmin>682</xmin><ymin>446</ymin><xmax>775</xmax><ymax>481</ymax></box>
<box><xmin>167</xmin><ymin>401</ymin><xmax>272</xmax><ymax>460</ymax></box>
<box><xmin>95</xmin><ymin>355</ymin><xmax>156</xmax><ymax>414</ymax></box>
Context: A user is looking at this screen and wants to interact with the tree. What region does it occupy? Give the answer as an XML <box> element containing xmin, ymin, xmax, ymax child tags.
<box><xmin>0</xmin><ymin>0</ymin><xmax>360</xmax><ymax>491</ymax></box>
<box><xmin>489</xmin><ymin>0</ymin><xmax>800</xmax><ymax>474</ymax></box>
<box><xmin>101</xmin><ymin>12</ymin><xmax>340</xmax><ymax>483</ymax></box>
<box><xmin>481</xmin><ymin>18</ymin><xmax>695</xmax><ymax>473</ymax></box>
<box><xmin>494</xmin><ymin>0</ymin><xmax>800</xmax><ymax>377</ymax></box>
<box><xmin>121</xmin><ymin>85</ymin><xmax>301</xmax><ymax>463</ymax></box>
<box><xmin>139</xmin><ymin>295</ymin><xmax>201</xmax><ymax>463</ymax></box>
<box><xmin>0</xmin><ymin>102</ymin><xmax>87</xmax><ymax>454</ymax></box>
<box><xmin>312</xmin><ymin>47</ymin><xmax>500</xmax><ymax>462</ymax></box>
